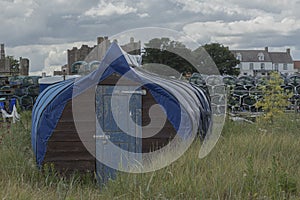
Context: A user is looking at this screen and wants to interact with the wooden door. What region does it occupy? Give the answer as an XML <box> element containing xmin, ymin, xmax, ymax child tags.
<box><xmin>95</xmin><ymin>85</ymin><xmax>142</xmax><ymax>183</ymax></box>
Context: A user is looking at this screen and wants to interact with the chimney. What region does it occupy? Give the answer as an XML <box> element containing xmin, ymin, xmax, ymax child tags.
<box><xmin>130</xmin><ymin>37</ymin><xmax>134</xmax><ymax>43</ymax></box>
<box><xmin>97</xmin><ymin>37</ymin><xmax>104</xmax><ymax>45</ymax></box>
<box><xmin>287</xmin><ymin>48</ymin><xmax>291</xmax><ymax>54</ymax></box>
<box><xmin>265</xmin><ymin>47</ymin><xmax>268</xmax><ymax>52</ymax></box>
<box><xmin>0</xmin><ymin>44</ymin><xmax>5</xmax><ymax>60</ymax></box>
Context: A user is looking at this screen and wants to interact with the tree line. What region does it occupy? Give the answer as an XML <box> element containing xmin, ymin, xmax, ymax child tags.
<box><xmin>142</xmin><ymin>37</ymin><xmax>240</xmax><ymax>76</ymax></box>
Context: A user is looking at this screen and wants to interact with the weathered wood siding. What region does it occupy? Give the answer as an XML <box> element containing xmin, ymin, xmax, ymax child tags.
<box><xmin>43</xmin><ymin>74</ymin><xmax>176</xmax><ymax>173</ymax></box>
<box><xmin>43</xmin><ymin>87</ymin><xmax>96</xmax><ymax>173</ymax></box>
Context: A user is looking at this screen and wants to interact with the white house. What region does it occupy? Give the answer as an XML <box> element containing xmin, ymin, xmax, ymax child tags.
<box><xmin>231</xmin><ymin>47</ymin><xmax>296</xmax><ymax>77</ymax></box>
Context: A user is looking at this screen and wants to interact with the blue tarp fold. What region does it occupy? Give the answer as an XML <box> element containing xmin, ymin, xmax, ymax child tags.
<box><xmin>31</xmin><ymin>43</ymin><xmax>211</xmax><ymax>166</ymax></box>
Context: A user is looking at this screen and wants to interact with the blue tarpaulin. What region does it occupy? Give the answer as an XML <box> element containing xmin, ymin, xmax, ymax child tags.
<box><xmin>31</xmin><ymin>43</ymin><xmax>211</xmax><ymax>167</ymax></box>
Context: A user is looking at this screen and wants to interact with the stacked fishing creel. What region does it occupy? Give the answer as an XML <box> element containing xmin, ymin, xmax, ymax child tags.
<box><xmin>284</xmin><ymin>74</ymin><xmax>300</xmax><ymax>111</ymax></box>
<box><xmin>7</xmin><ymin>76</ymin><xmax>41</xmax><ymax>110</ymax></box>
<box><xmin>223</xmin><ymin>74</ymin><xmax>300</xmax><ymax>113</ymax></box>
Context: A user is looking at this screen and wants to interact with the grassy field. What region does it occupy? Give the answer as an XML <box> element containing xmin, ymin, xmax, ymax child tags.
<box><xmin>0</xmin><ymin>112</ymin><xmax>299</xmax><ymax>199</ymax></box>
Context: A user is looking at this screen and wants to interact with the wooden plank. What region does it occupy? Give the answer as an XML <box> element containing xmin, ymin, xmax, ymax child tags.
<box><xmin>59</xmin><ymin>111</ymin><xmax>96</xmax><ymax>122</ymax></box>
<box><xmin>63</xmin><ymin>91</ymin><xmax>96</xmax><ymax>121</ymax></box>
<box><xmin>55</xmin><ymin>121</ymin><xmax>76</xmax><ymax>130</ymax></box>
<box><xmin>142</xmin><ymin>117</ymin><xmax>173</xmax><ymax>127</ymax></box>
<box><xmin>55</xmin><ymin>121</ymin><xmax>95</xmax><ymax>132</ymax></box>
<box><xmin>143</xmin><ymin>127</ymin><xmax>176</xmax><ymax>138</ymax></box>
<box><xmin>46</xmin><ymin>141</ymin><xmax>94</xmax><ymax>153</ymax></box>
<box><xmin>49</xmin><ymin>130</ymin><xmax>94</xmax><ymax>142</ymax></box>
<box><xmin>142</xmin><ymin>102</ymin><xmax>163</xmax><ymax>108</ymax></box>
<box><xmin>44</xmin><ymin>151</ymin><xmax>94</xmax><ymax>162</ymax></box>
<box><xmin>68</xmin><ymin>105</ymin><xmax>96</xmax><ymax>115</ymax></box>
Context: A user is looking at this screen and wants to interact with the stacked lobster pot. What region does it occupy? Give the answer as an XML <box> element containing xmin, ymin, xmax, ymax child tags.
<box><xmin>9</xmin><ymin>76</ymin><xmax>41</xmax><ymax>110</ymax></box>
<box><xmin>221</xmin><ymin>74</ymin><xmax>300</xmax><ymax>113</ymax></box>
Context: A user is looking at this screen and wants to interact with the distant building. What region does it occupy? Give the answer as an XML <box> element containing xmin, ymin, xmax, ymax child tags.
<box><xmin>19</xmin><ymin>57</ymin><xmax>29</xmax><ymax>76</ymax></box>
<box><xmin>83</xmin><ymin>36</ymin><xmax>141</xmax><ymax>63</ymax></box>
<box><xmin>0</xmin><ymin>44</ymin><xmax>11</xmax><ymax>74</ymax></box>
<box><xmin>231</xmin><ymin>47</ymin><xmax>296</xmax><ymax>77</ymax></box>
<box><xmin>53</xmin><ymin>71</ymin><xmax>63</xmax><ymax>76</ymax></box>
<box><xmin>294</xmin><ymin>61</ymin><xmax>300</xmax><ymax>73</ymax></box>
<box><xmin>121</xmin><ymin>37</ymin><xmax>141</xmax><ymax>55</ymax></box>
<box><xmin>66</xmin><ymin>36</ymin><xmax>141</xmax><ymax>75</ymax></box>
<box><xmin>67</xmin><ymin>44</ymin><xmax>95</xmax><ymax>74</ymax></box>
<box><xmin>0</xmin><ymin>44</ymin><xmax>30</xmax><ymax>76</ymax></box>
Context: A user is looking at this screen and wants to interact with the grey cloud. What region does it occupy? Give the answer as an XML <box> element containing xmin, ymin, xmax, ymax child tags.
<box><xmin>1</xmin><ymin>0</ymin><xmax>300</xmax><ymax>72</ymax></box>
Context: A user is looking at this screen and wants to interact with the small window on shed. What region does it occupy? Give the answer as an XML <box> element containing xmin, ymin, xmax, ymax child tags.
<box><xmin>283</xmin><ymin>64</ymin><xmax>288</xmax><ymax>70</ymax></box>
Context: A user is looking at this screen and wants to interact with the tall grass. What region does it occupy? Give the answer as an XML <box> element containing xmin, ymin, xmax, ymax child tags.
<box><xmin>0</xmin><ymin>112</ymin><xmax>101</xmax><ymax>200</ymax></box>
<box><xmin>0</xmin><ymin>112</ymin><xmax>299</xmax><ymax>199</ymax></box>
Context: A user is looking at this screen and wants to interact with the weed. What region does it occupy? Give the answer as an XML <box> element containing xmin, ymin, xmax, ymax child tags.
<box><xmin>0</xmin><ymin>113</ymin><xmax>299</xmax><ymax>199</ymax></box>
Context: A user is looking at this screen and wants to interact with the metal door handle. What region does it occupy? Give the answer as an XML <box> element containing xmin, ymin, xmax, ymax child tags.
<box><xmin>120</xmin><ymin>90</ymin><xmax>146</xmax><ymax>95</ymax></box>
<box><xmin>93</xmin><ymin>135</ymin><xmax>110</xmax><ymax>140</ymax></box>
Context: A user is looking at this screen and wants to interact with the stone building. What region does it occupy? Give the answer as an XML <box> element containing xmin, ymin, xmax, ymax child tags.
<box><xmin>0</xmin><ymin>44</ymin><xmax>30</xmax><ymax>76</ymax></box>
<box><xmin>121</xmin><ymin>37</ymin><xmax>141</xmax><ymax>55</ymax></box>
<box><xmin>0</xmin><ymin>44</ymin><xmax>11</xmax><ymax>74</ymax></box>
<box><xmin>19</xmin><ymin>57</ymin><xmax>29</xmax><ymax>76</ymax></box>
<box><xmin>67</xmin><ymin>45</ymin><xmax>95</xmax><ymax>74</ymax></box>
<box><xmin>66</xmin><ymin>36</ymin><xmax>141</xmax><ymax>75</ymax></box>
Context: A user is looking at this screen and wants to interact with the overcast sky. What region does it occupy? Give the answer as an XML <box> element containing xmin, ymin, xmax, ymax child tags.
<box><xmin>1</xmin><ymin>0</ymin><xmax>300</xmax><ymax>75</ymax></box>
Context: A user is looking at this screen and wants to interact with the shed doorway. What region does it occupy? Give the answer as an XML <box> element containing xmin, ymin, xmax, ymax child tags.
<box><xmin>95</xmin><ymin>85</ymin><xmax>142</xmax><ymax>182</ymax></box>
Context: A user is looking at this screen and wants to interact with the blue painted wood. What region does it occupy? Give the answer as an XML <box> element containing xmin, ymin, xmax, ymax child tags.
<box><xmin>96</xmin><ymin>85</ymin><xmax>142</xmax><ymax>184</ymax></box>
